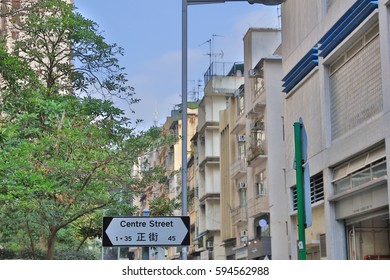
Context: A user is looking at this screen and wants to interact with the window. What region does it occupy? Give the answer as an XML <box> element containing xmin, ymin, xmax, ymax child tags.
<box><xmin>291</xmin><ymin>172</ymin><xmax>324</xmax><ymax>211</ymax></box>
<box><xmin>239</xmin><ymin>187</ymin><xmax>247</xmax><ymax>207</ymax></box>
<box><xmin>333</xmin><ymin>146</ymin><xmax>387</xmax><ymax>195</ymax></box>
<box><xmin>237</xmin><ymin>85</ymin><xmax>245</xmax><ymax>116</ymax></box>
<box><xmin>248</xmin><ymin>118</ymin><xmax>265</xmax><ymax>157</ymax></box>
<box><xmin>320</xmin><ymin>234</ymin><xmax>327</xmax><ymax>258</ymax></box>
<box><xmin>238</xmin><ymin>141</ymin><xmax>246</xmax><ymax>160</ymax></box>
<box><xmin>255</xmin><ymin>216</ymin><xmax>270</xmax><ymax>239</ymax></box>
<box><xmin>254</xmin><ymin>77</ymin><xmax>265</xmax><ymax>98</ymax></box>
<box><xmin>255</xmin><ymin>170</ymin><xmax>267</xmax><ymax>196</ymax></box>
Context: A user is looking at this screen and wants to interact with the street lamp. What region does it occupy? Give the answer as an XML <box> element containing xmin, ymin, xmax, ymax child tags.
<box><xmin>181</xmin><ymin>0</ymin><xmax>283</xmax><ymax>260</ymax></box>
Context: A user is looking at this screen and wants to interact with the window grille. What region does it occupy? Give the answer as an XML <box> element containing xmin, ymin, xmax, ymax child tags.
<box><xmin>329</xmin><ymin>24</ymin><xmax>382</xmax><ymax>139</ymax></box>
<box><xmin>291</xmin><ymin>172</ymin><xmax>324</xmax><ymax>211</ymax></box>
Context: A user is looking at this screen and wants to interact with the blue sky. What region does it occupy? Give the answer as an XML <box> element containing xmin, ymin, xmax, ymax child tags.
<box><xmin>74</xmin><ymin>0</ymin><xmax>280</xmax><ymax>131</ymax></box>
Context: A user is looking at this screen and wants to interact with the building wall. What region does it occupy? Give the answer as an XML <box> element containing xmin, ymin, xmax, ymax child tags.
<box><xmin>263</xmin><ymin>58</ymin><xmax>289</xmax><ymax>259</ymax></box>
<box><xmin>282</xmin><ymin>0</ymin><xmax>390</xmax><ymax>260</ymax></box>
<box><xmin>196</xmin><ymin>73</ymin><xmax>243</xmax><ymax>259</ymax></box>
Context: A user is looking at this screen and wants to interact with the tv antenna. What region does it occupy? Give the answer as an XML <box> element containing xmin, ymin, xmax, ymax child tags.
<box><xmin>189</xmin><ymin>79</ymin><xmax>203</xmax><ymax>101</ymax></box>
<box><xmin>199</xmin><ymin>34</ymin><xmax>224</xmax><ymax>66</ymax></box>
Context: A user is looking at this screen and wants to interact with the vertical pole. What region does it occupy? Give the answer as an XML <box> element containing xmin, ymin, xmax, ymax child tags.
<box><xmin>142</xmin><ymin>208</ymin><xmax>150</xmax><ymax>260</ymax></box>
<box><xmin>181</xmin><ymin>0</ymin><xmax>188</xmax><ymax>261</ymax></box>
<box><xmin>294</xmin><ymin>122</ymin><xmax>306</xmax><ymax>260</ymax></box>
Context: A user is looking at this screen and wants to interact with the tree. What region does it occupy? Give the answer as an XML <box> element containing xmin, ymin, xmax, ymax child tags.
<box><xmin>149</xmin><ymin>196</ymin><xmax>181</xmax><ymax>216</ymax></box>
<box><xmin>11</xmin><ymin>0</ymin><xmax>137</xmax><ymax>105</ymax></box>
<box><xmin>0</xmin><ymin>1</ymin><xmax>176</xmax><ymax>259</ymax></box>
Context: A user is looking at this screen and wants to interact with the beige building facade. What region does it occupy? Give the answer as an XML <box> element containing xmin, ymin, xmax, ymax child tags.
<box><xmin>220</xmin><ymin>28</ymin><xmax>288</xmax><ymax>260</ymax></box>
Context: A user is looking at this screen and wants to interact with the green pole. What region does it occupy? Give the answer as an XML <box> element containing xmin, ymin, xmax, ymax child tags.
<box><xmin>294</xmin><ymin>122</ymin><xmax>306</xmax><ymax>260</ymax></box>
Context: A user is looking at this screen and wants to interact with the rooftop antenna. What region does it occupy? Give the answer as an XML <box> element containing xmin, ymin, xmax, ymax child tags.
<box><xmin>277</xmin><ymin>5</ymin><xmax>281</xmax><ymax>29</ymax></box>
<box><xmin>189</xmin><ymin>79</ymin><xmax>203</xmax><ymax>101</ymax></box>
<box><xmin>199</xmin><ymin>38</ymin><xmax>212</xmax><ymax>66</ymax></box>
<box><xmin>211</xmin><ymin>34</ymin><xmax>224</xmax><ymax>65</ymax></box>
<box><xmin>199</xmin><ymin>34</ymin><xmax>224</xmax><ymax>67</ymax></box>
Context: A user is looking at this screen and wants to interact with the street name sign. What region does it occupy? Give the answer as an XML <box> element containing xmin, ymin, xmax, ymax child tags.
<box><xmin>102</xmin><ymin>216</ymin><xmax>190</xmax><ymax>247</ymax></box>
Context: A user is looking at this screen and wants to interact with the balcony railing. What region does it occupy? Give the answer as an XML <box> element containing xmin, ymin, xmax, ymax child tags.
<box><xmin>231</xmin><ymin>158</ymin><xmax>246</xmax><ymax>179</ymax></box>
<box><xmin>204</xmin><ymin>62</ymin><xmax>243</xmax><ymax>86</ymax></box>
<box><xmin>247</xmin><ymin>143</ymin><xmax>266</xmax><ymax>164</ymax></box>
<box><xmin>247</xmin><ymin>195</ymin><xmax>269</xmax><ymax>218</ymax></box>
<box><xmin>231</xmin><ymin>205</ymin><xmax>248</xmax><ymax>225</ymax></box>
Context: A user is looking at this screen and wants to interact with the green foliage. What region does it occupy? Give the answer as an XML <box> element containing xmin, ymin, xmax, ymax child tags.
<box><xmin>0</xmin><ymin>0</ymin><xmax>176</xmax><ymax>259</ymax></box>
<box><xmin>149</xmin><ymin>196</ymin><xmax>181</xmax><ymax>216</ymax></box>
<box><xmin>12</xmin><ymin>0</ymin><xmax>139</xmax><ymax>106</ymax></box>
<box><xmin>17</xmin><ymin>248</ymin><xmax>46</xmax><ymax>260</ymax></box>
<box><xmin>54</xmin><ymin>248</ymin><xmax>99</xmax><ymax>260</ymax></box>
<box><xmin>0</xmin><ymin>247</ymin><xmax>98</xmax><ymax>260</ymax></box>
<box><xmin>0</xmin><ymin>249</ymin><xmax>17</xmax><ymax>260</ymax></box>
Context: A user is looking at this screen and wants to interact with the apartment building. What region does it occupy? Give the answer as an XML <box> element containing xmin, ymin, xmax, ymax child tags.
<box><xmin>0</xmin><ymin>0</ymin><xmax>73</xmax><ymax>42</ymax></box>
<box><xmin>131</xmin><ymin>104</ymin><xmax>198</xmax><ymax>260</ymax></box>
<box><xmin>282</xmin><ymin>0</ymin><xmax>390</xmax><ymax>259</ymax></box>
<box><xmin>220</xmin><ymin>28</ymin><xmax>288</xmax><ymax>260</ymax></box>
<box><xmin>190</xmin><ymin>62</ymin><xmax>244</xmax><ymax>260</ymax></box>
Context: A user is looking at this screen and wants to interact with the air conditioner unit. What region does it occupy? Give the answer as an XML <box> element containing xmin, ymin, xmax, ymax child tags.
<box><xmin>206</xmin><ymin>240</ymin><xmax>214</xmax><ymax>249</ymax></box>
<box><xmin>238</xmin><ymin>182</ymin><xmax>246</xmax><ymax>189</ymax></box>
<box><xmin>248</xmin><ymin>69</ymin><xmax>260</xmax><ymax>78</ymax></box>
<box><xmin>240</xmin><ymin>230</ymin><xmax>248</xmax><ymax>237</ymax></box>
<box><xmin>236</xmin><ymin>135</ymin><xmax>246</xmax><ymax>142</ymax></box>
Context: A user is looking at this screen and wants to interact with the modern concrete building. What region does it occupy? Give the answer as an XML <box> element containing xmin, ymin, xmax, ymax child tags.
<box><xmin>282</xmin><ymin>0</ymin><xmax>390</xmax><ymax>259</ymax></box>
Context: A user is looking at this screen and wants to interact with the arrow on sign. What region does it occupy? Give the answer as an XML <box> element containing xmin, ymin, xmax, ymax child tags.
<box><xmin>102</xmin><ymin>216</ymin><xmax>190</xmax><ymax>247</ymax></box>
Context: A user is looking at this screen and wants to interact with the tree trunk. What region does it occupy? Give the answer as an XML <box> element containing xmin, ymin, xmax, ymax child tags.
<box><xmin>76</xmin><ymin>235</ymin><xmax>89</xmax><ymax>252</ymax></box>
<box><xmin>45</xmin><ymin>227</ymin><xmax>59</xmax><ymax>260</ymax></box>
<box><xmin>25</xmin><ymin>220</ymin><xmax>36</xmax><ymax>258</ymax></box>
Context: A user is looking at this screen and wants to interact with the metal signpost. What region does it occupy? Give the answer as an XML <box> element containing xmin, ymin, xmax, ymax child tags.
<box><xmin>294</xmin><ymin>118</ymin><xmax>312</xmax><ymax>260</ymax></box>
<box><xmin>102</xmin><ymin>216</ymin><xmax>190</xmax><ymax>247</ymax></box>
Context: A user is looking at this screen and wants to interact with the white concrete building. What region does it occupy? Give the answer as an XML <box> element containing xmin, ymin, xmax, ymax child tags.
<box><xmin>193</xmin><ymin>62</ymin><xmax>244</xmax><ymax>260</ymax></box>
<box><xmin>282</xmin><ymin>0</ymin><xmax>390</xmax><ymax>259</ymax></box>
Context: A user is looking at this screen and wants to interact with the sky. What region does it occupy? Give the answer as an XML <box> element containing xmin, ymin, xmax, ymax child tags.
<box><xmin>74</xmin><ymin>0</ymin><xmax>280</xmax><ymax>131</ymax></box>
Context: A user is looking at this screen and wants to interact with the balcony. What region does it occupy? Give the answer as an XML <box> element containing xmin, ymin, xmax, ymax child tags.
<box><xmin>247</xmin><ymin>143</ymin><xmax>267</xmax><ymax>167</ymax></box>
<box><xmin>231</xmin><ymin>158</ymin><xmax>247</xmax><ymax>179</ymax></box>
<box><xmin>231</xmin><ymin>111</ymin><xmax>246</xmax><ymax>134</ymax></box>
<box><xmin>199</xmin><ymin>192</ymin><xmax>220</xmax><ymax>205</ymax></box>
<box><xmin>199</xmin><ymin>156</ymin><xmax>219</xmax><ymax>170</ymax></box>
<box><xmin>231</xmin><ymin>205</ymin><xmax>248</xmax><ymax>225</ymax></box>
<box><xmin>247</xmin><ymin>82</ymin><xmax>266</xmax><ymax>118</ymax></box>
<box><xmin>247</xmin><ymin>195</ymin><xmax>269</xmax><ymax>218</ymax></box>
<box><xmin>204</xmin><ymin>62</ymin><xmax>243</xmax><ymax>87</ymax></box>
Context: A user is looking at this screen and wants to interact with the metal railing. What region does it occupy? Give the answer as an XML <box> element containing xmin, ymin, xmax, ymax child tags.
<box><xmin>204</xmin><ymin>62</ymin><xmax>243</xmax><ymax>86</ymax></box>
